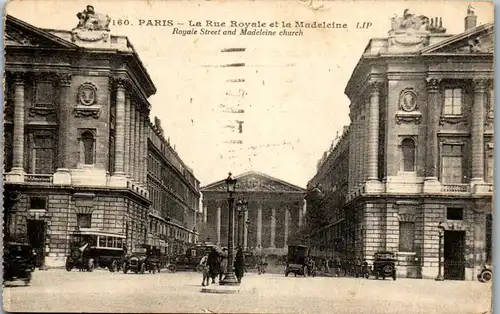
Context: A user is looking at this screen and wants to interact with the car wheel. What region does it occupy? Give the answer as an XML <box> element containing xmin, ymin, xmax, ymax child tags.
<box><xmin>481</xmin><ymin>270</ymin><xmax>492</xmax><ymax>283</ymax></box>
<box><xmin>65</xmin><ymin>260</ymin><xmax>73</xmax><ymax>272</ymax></box>
<box><xmin>87</xmin><ymin>259</ymin><xmax>95</xmax><ymax>272</ymax></box>
<box><xmin>167</xmin><ymin>264</ymin><xmax>176</xmax><ymax>273</ymax></box>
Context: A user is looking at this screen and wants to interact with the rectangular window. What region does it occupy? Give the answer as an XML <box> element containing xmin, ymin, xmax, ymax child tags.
<box><xmin>77</xmin><ymin>214</ymin><xmax>92</xmax><ymax>228</ymax></box>
<box><xmin>31</xmin><ymin>132</ymin><xmax>56</xmax><ymax>174</ymax></box>
<box><xmin>444</xmin><ymin>88</ymin><xmax>462</xmax><ymax>115</ymax></box>
<box><xmin>441</xmin><ymin>144</ymin><xmax>463</xmax><ymax>183</ymax></box>
<box><xmin>446</xmin><ymin>207</ymin><xmax>463</xmax><ymax>220</ymax></box>
<box><xmin>35</xmin><ymin>82</ymin><xmax>54</xmax><ymax>107</ymax></box>
<box><xmin>399</xmin><ymin>222</ymin><xmax>415</xmax><ymax>252</ymax></box>
<box><xmin>29</xmin><ymin>196</ymin><xmax>47</xmax><ymax>210</ymax></box>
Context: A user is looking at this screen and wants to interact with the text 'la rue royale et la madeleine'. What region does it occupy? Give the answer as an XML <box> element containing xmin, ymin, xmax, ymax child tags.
<box><xmin>110</xmin><ymin>19</ymin><xmax>373</xmax><ymax>36</ymax></box>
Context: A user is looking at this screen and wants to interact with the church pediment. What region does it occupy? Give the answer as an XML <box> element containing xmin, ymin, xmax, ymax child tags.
<box><xmin>202</xmin><ymin>171</ymin><xmax>305</xmax><ymax>193</ymax></box>
<box><xmin>5</xmin><ymin>15</ymin><xmax>78</xmax><ymax>49</ymax></box>
<box><xmin>421</xmin><ymin>23</ymin><xmax>493</xmax><ymax>55</ymax></box>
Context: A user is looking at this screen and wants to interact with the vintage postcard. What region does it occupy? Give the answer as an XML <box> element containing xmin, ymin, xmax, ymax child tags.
<box><xmin>2</xmin><ymin>0</ymin><xmax>494</xmax><ymax>313</ymax></box>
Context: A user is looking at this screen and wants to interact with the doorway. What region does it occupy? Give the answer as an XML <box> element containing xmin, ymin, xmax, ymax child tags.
<box><xmin>27</xmin><ymin>220</ymin><xmax>46</xmax><ymax>267</ymax></box>
<box><xmin>443</xmin><ymin>230</ymin><xmax>466</xmax><ymax>280</ymax></box>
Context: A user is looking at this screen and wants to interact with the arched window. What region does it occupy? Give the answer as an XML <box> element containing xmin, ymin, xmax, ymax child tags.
<box><xmin>401</xmin><ymin>138</ymin><xmax>416</xmax><ymax>172</ymax></box>
<box><xmin>81</xmin><ymin>131</ymin><xmax>95</xmax><ymax>164</ymax></box>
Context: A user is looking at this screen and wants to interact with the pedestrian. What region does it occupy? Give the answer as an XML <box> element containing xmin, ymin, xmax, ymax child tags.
<box><xmin>355</xmin><ymin>257</ymin><xmax>362</xmax><ymax>278</ymax></box>
<box><xmin>199</xmin><ymin>252</ymin><xmax>210</xmax><ymax>286</ymax></box>
<box><xmin>207</xmin><ymin>248</ymin><xmax>219</xmax><ymax>284</ymax></box>
<box><xmin>234</xmin><ymin>248</ymin><xmax>245</xmax><ymax>283</ymax></box>
<box><xmin>219</xmin><ymin>248</ymin><xmax>228</xmax><ymax>281</ymax></box>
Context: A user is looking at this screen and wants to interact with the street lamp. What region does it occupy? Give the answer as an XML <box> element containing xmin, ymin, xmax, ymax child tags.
<box><xmin>236</xmin><ymin>198</ymin><xmax>248</xmax><ymax>248</ymax></box>
<box><xmin>220</xmin><ymin>172</ymin><xmax>239</xmax><ymax>286</ymax></box>
<box><xmin>435</xmin><ymin>222</ymin><xmax>445</xmax><ymax>281</ymax></box>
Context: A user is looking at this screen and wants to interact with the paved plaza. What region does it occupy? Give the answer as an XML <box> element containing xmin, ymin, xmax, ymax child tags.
<box><xmin>3</xmin><ymin>269</ymin><xmax>492</xmax><ymax>313</ymax></box>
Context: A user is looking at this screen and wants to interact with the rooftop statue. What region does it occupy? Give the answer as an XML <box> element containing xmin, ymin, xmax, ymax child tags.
<box><xmin>71</xmin><ymin>5</ymin><xmax>111</xmax><ymax>42</ymax></box>
<box><xmin>74</xmin><ymin>5</ymin><xmax>111</xmax><ymax>31</ymax></box>
<box><xmin>390</xmin><ymin>9</ymin><xmax>446</xmax><ymax>34</ymax></box>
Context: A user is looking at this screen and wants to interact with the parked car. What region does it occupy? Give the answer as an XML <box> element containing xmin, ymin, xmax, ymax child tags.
<box><xmin>65</xmin><ymin>230</ymin><xmax>126</xmax><ymax>272</ymax></box>
<box><xmin>3</xmin><ymin>242</ymin><xmax>36</xmax><ymax>285</ymax></box>
<box><xmin>170</xmin><ymin>244</ymin><xmax>219</xmax><ymax>272</ymax></box>
<box><xmin>123</xmin><ymin>247</ymin><xmax>159</xmax><ymax>274</ymax></box>
<box><xmin>372</xmin><ymin>251</ymin><xmax>397</xmax><ymax>280</ymax></box>
<box><xmin>285</xmin><ymin>245</ymin><xmax>309</xmax><ymax>277</ymax></box>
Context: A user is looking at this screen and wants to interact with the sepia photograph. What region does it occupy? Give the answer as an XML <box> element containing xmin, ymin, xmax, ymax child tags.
<box><xmin>1</xmin><ymin>0</ymin><xmax>494</xmax><ymax>313</ymax></box>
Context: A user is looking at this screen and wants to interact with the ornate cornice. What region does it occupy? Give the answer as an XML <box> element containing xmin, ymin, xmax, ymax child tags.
<box><xmin>74</xmin><ymin>106</ymin><xmax>100</xmax><ymax>119</ymax></box>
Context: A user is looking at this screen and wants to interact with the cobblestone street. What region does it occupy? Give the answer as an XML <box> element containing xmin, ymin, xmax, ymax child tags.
<box><xmin>3</xmin><ymin>269</ymin><xmax>492</xmax><ymax>313</ymax></box>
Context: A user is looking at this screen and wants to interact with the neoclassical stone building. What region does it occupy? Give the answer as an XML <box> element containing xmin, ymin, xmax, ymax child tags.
<box><xmin>200</xmin><ymin>171</ymin><xmax>306</xmax><ymax>256</ymax></box>
<box><xmin>307</xmin><ymin>9</ymin><xmax>493</xmax><ymax>280</ymax></box>
<box><xmin>3</xmin><ymin>11</ymin><xmax>199</xmax><ymax>267</ymax></box>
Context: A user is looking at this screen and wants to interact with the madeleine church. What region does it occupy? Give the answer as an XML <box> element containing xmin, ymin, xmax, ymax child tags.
<box><xmin>200</xmin><ymin>171</ymin><xmax>306</xmax><ymax>256</ymax></box>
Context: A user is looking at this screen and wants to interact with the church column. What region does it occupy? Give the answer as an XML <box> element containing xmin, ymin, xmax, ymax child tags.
<box><xmin>471</xmin><ymin>79</ymin><xmax>487</xmax><ymax>183</ymax></box>
<box><xmin>284</xmin><ymin>207</ymin><xmax>290</xmax><ymax>247</ymax></box>
<box><xmin>129</xmin><ymin>100</ymin><xmax>136</xmax><ymax>181</ymax></box>
<box><xmin>257</xmin><ymin>203</ymin><xmax>263</xmax><ymax>248</ymax></box>
<box><xmin>11</xmin><ymin>72</ymin><xmax>26</xmax><ymax>174</ymax></box>
<box><xmin>114</xmin><ymin>78</ymin><xmax>126</xmax><ymax>176</ymax></box>
<box><xmin>299</xmin><ymin>204</ymin><xmax>303</xmax><ymax>228</ymax></box>
<box><xmin>270</xmin><ymin>207</ymin><xmax>276</xmax><ymax>248</ymax></box>
<box><xmin>216</xmin><ymin>205</ymin><xmax>221</xmax><ymax>245</ymax></box>
<box><xmin>56</xmin><ymin>73</ymin><xmax>72</xmax><ymax>170</ymax></box>
<box><xmin>124</xmin><ymin>94</ymin><xmax>131</xmax><ymax>178</ymax></box>
<box><xmin>134</xmin><ymin>108</ymin><xmax>140</xmax><ymax>182</ymax></box>
<box><xmin>425</xmin><ymin>79</ymin><xmax>440</xmax><ymax>181</ymax></box>
<box><xmin>367</xmin><ymin>81</ymin><xmax>381</xmax><ymax>181</ymax></box>
<box><xmin>243</xmin><ymin>209</ymin><xmax>249</xmax><ymax>250</ymax></box>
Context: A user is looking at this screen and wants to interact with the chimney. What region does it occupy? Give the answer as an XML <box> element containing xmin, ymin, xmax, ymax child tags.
<box><xmin>465</xmin><ymin>5</ymin><xmax>477</xmax><ymax>30</ymax></box>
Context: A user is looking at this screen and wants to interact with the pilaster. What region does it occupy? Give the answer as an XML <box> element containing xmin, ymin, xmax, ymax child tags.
<box><xmin>7</xmin><ymin>72</ymin><xmax>26</xmax><ymax>183</ymax></box>
<box><xmin>367</xmin><ymin>81</ymin><xmax>381</xmax><ymax>182</ymax></box>
<box><xmin>471</xmin><ymin>79</ymin><xmax>487</xmax><ymax>184</ymax></box>
<box><xmin>53</xmin><ymin>73</ymin><xmax>73</xmax><ymax>185</ymax></box>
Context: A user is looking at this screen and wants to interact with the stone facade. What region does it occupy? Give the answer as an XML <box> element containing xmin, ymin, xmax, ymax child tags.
<box><xmin>3</xmin><ymin>12</ymin><xmax>199</xmax><ymax>267</ymax></box>
<box><xmin>306</xmin><ymin>10</ymin><xmax>493</xmax><ymax>280</ymax></box>
<box><xmin>200</xmin><ymin>171</ymin><xmax>306</xmax><ymax>256</ymax></box>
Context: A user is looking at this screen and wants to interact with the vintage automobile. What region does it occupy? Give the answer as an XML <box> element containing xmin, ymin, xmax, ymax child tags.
<box><xmin>285</xmin><ymin>245</ymin><xmax>310</xmax><ymax>277</ymax></box>
<box><xmin>65</xmin><ymin>230</ymin><xmax>126</xmax><ymax>272</ymax></box>
<box><xmin>3</xmin><ymin>242</ymin><xmax>36</xmax><ymax>285</ymax></box>
<box><xmin>372</xmin><ymin>251</ymin><xmax>397</xmax><ymax>280</ymax></box>
<box><xmin>477</xmin><ymin>263</ymin><xmax>492</xmax><ymax>283</ymax></box>
<box><xmin>169</xmin><ymin>244</ymin><xmax>218</xmax><ymax>272</ymax></box>
<box><xmin>123</xmin><ymin>247</ymin><xmax>159</xmax><ymax>274</ymax></box>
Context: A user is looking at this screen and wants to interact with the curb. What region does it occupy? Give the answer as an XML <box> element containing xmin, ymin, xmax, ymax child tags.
<box><xmin>200</xmin><ymin>287</ymin><xmax>241</xmax><ymax>294</ymax></box>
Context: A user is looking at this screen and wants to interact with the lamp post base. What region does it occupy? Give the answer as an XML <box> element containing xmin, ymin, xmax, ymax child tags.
<box><xmin>435</xmin><ymin>274</ymin><xmax>444</xmax><ymax>281</ymax></box>
<box><xmin>219</xmin><ymin>271</ymin><xmax>240</xmax><ymax>286</ymax></box>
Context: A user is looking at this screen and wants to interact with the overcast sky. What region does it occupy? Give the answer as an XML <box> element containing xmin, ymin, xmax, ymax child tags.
<box><xmin>6</xmin><ymin>0</ymin><xmax>493</xmax><ymax>188</ymax></box>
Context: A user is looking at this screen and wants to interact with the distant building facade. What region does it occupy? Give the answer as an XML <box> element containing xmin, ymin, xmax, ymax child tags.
<box><xmin>3</xmin><ymin>12</ymin><xmax>199</xmax><ymax>267</ymax></box>
<box><xmin>147</xmin><ymin>119</ymin><xmax>201</xmax><ymax>256</ymax></box>
<box><xmin>200</xmin><ymin>172</ymin><xmax>306</xmax><ymax>256</ymax></box>
<box><xmin>306</xmin><ymin>10</ymin><xmax>493</xmax><ymax>280</ymax></box>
